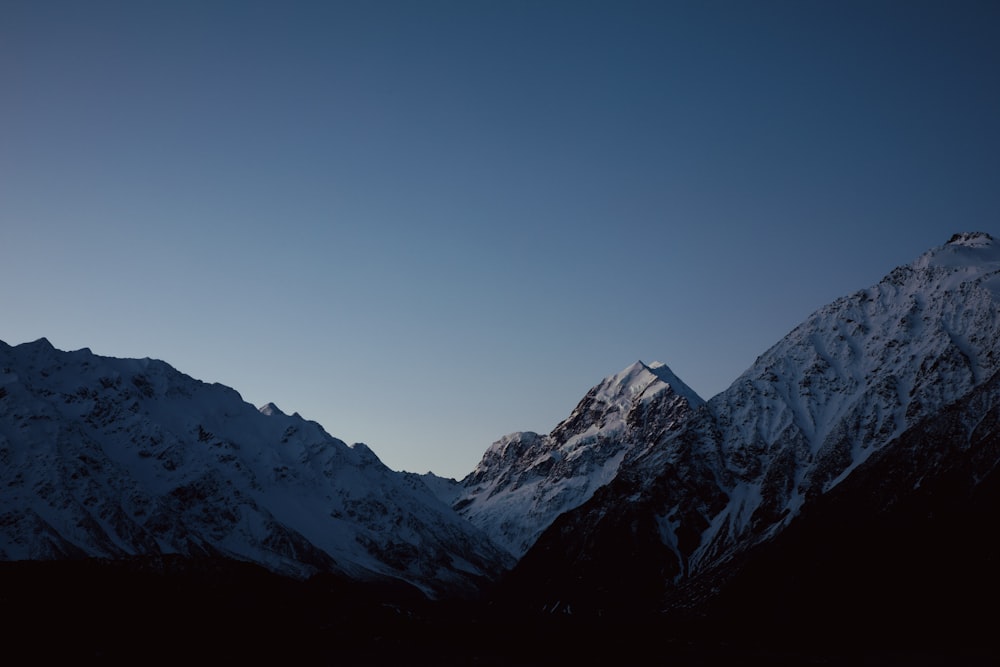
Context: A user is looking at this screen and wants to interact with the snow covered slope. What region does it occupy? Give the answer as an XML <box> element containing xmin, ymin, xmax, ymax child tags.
<box><xmin>502</xmin><ymin>232</ymin><xmax>1000</xmax><ymax>608</ymax></box>
<box><xmin>0</xmin><ymin>339</ymin><xmax>512</xmax><ymax>597</ymax></box>
<box><xmin>671</xmin><ymin>360</ymin><xmax>1000</xmax><ymax>646</ymax></box>
<box><xmin>456</xmin><ymin>361</ymin><xmax>703</xmax><ymax>556</ymax></box>
<box><xmin>692</xmin><ymin>230</ymin><xmax>1000</xmax><ymax>562</ymax></box>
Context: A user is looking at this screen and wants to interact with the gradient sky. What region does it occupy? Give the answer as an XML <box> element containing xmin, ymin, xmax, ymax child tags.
<box><xmin>3</xmin><ymin>1</ymin><xmax>999</xmax><ymax>478</ymax></box>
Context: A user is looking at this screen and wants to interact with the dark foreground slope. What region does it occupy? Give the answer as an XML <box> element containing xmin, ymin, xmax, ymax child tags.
<box><xmin>2</xmin><ymin>550</ymin><xmax>994</xmax><ymax>666</ymax></box>
<box><xmin>0</xmin><ymin>557</ymin><xmax>737</xmax><ymax>666</ymax></box>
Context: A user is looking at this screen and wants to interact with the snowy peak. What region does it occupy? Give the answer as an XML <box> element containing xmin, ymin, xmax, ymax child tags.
<box><xmin>946</xmin><ymin>231</ymin><xmax>994</xmax><ymax>247</ymax></box>
<box><xmin>591</xmin><ymin>360</ymin><xmax>703</xmax><ymax>409</ymax></box>
<box><xmin>914</xmin><ymin>231</ymin><xmax>1000</xmax><ymax>273</ymax></box>
<box><xmin>640</xmin><ymin>361</ymin><xmax>703</xmax><ymax>407</ymax></box>
<box><xmin>457</xmin><ymin>361</ymin><xmax>703</xmax><ymax>557</ymax></box>
<box><xmin>549</xmin><ymin>360</ymin><xmax>703</xmax><ymax>451</ymax></box>
<box><xmin>258</xmin><ymin>402</ymin><xmax>286</xmax><ymax>417</ymax></box>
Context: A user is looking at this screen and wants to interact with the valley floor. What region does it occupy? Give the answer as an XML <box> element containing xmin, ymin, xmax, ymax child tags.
<box><xmin>0</xmin><ymin>558</ymin><xmax>994</xmax><ymax>666</ymax></box>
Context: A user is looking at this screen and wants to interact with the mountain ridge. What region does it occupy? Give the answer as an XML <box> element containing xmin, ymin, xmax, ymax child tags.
<box><xmin>486</xmin><ymin>231</ymin><xmax>1000</xmax><ymax>612</ymax></box>
<box><xmin>4</xmin><ymin>232</ymin><xmax>1000</xmax><ymax>640</ymax></box>
<box><xmin>0</xmin><ymin>339</ymin><xmax>512</xmax><ymax>597</ymax></box>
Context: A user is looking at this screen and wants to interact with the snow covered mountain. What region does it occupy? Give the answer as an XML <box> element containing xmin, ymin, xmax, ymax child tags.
<box><xmin>497</xmin><ymin>232</ymin><xmax>1000</xmax><ymax>609</ymax></box>
<box><xmin>692</xmin><ymin>360</ymin><xmax>1000</xmax><ymax>646</ymax></box>
<box><xmin>0</xmin><ymin>339</ymin><xmax>512</xmax><ymax>597</ymax></box>
<box><xmin>8</xmin><ymin>231</ymin><xmax>999</xmax><ymax>617</ymax></box>
<box><xmin>455</xmin><ymin>361</ymin><xmax>703</xmax><ymax>557</ymax></box>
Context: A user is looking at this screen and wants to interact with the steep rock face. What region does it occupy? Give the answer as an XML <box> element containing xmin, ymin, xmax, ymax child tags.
<box><xmin>0</xmin><ymin>339</ymin><xmax>512</xmax><ymax>597</ymax></box>
<box><xmin>504</xmin><ymin>232</ymin><xmax>1000</xmax><ymax>608</ymax></box>
<box><xmin>456</xmin><ymin>361</ymin><xmax>704</xmax><ymax>557</ymax></box>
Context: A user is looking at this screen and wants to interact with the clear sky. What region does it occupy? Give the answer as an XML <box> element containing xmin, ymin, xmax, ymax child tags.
<box><xmin>3</xmin><ymin>1</ymin><xmax>999</xmax><ymax>478</ymax></box>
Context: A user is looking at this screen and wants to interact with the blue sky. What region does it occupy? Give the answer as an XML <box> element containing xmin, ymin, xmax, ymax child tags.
<box><xmin>3</xmin><ymin>1</ymin><xmax>999</xmax><ymax>478</ymax></box>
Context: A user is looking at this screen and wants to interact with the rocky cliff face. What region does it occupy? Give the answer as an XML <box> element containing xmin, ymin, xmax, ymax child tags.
<box><xmin>0</xmin><ymin>339</ymin><xmax>512</xmax><ymax>598</ymax></box>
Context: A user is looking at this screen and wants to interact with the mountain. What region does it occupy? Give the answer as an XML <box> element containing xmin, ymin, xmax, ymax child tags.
<box><xmin>5</xmin><ymin>233</ymin><xmax>999</xmax><ymax>663</ymax></box>
<box><xmin>0</xmin><ymin>338</ymin><xmax>512</xmax><ymax>598</ymax></box>
<box><xmin>687</xmin><ymin>361</ymin><xmax>1000</xmax><ymax>655</ymax></box>
<box><xmin>455</xmin><ymin>361</ymin><xmax>703</xmax><ymax>557</ymax></box>
<box><xmin>495</xmin><ymin>231</ymin><xmax>1000</xmax><ymax>611</ymax></box>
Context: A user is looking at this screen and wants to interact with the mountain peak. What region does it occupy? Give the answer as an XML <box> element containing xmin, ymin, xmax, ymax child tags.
<box><xmin>458</xmin><ymin>359</ymin><xmax>705</xmax><ymax>557</ymax></box>
<box><xmin>946</xmin><ymin>231</ymin><xmax>994</xmax><ymax>247</ymax></box>
<box><xmin>911</xmin><ymin>230</ymin><xmax>1000</xmax><ymax>274</ymax></box>
<box><xmin>25</xmin><ymin>337</ymin><xmax>54</xmax><ymax>349</ymax></box>
<box><xmin>612</xmin><ymin>360</ymin><xmax>703</xmax><ymax>407</ymax></box>
<box><xmin>258</xmin><ymin>402</ymin><xmax>286</xmax><ymax>417</ymax></box>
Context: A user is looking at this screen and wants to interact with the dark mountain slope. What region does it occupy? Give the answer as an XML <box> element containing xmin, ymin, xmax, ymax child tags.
<box><xmin>693</xmin><ymin>365</ymin><xmax>1000</xmax><ymax>658</ymax></box>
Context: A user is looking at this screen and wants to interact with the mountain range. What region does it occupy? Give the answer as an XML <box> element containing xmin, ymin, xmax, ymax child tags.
<box><xmin>477</xmin><ymin>231</ymin><xmax>1000</xmax><ymax>613</ymax></box>
<box><xmin>3</xmin><ymin>232</ymin><xmax>999</xmax><ymax>662</ymax></box>
<box><xmin>0</xmin><ymin>338</ymin><xmax>511</xmax><ymax>598</ymax></box>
